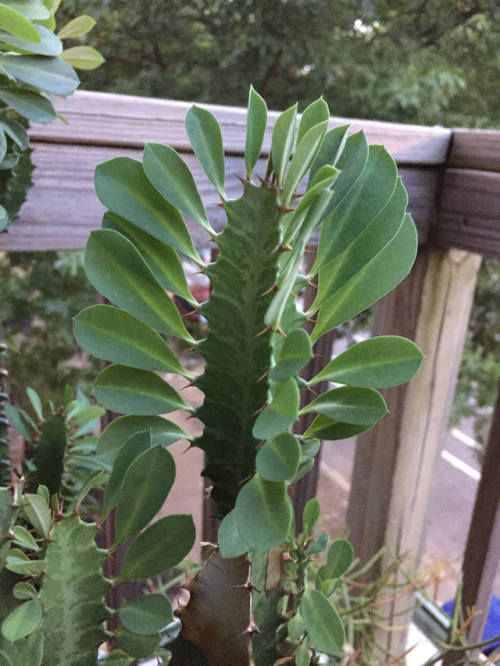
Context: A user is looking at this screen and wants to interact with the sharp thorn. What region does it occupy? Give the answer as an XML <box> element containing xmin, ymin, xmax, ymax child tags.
<box><xmin>282</xmin><ymin>552</ymin><xmax>297</xmax><ymax>563</ymax></box>
<box><xmin>238</xmin><ymin>472</ymin><xmax>255</xmax><ymax>486</ymax></box>
<box><xmin>200</xmin><ymin>541</ymin><xmax>218</xmax><ymax>549</ymax></box>
<box><xmin>256</xmin><ymin>326</ymin><xmax>271</xmax><ymax>338</ymax></box>
<box><xmin>240</xmin><ymin>620</ymin><xmax>262</xmax><ymax>636</ymax></box>
<box><xmin>236</xmin><ymin>174</ymin><xmax>251</xmax><ymax>185</ymax></box>
<box><xmin>260</xmin><ymin>282</ymin><xmax>278</xmax><ymax>297</ymax></box>
<box><xmin>304</xmin><ymin>248</ymin><xmax>315</xmax><ymax>254</ymax></box>
<box><xmin>182</xmin><ymin>309</ymin><xmax>198</xmax><ymax>318</ymax></box>
<box><xmin>277</xmin><ymin>327</ymin><xmax>287</xmax><ymax>338</ymax></box>
<box><xmin>307</xmin><ymin>279</ymin><xmax>317</xmax><ymax>288</ymax></box>
<box><xmin>212</xmin><ymin>201</ymin><xmax>225</xmax><ymax>207</ymax></box>
<box><xmin>292</xmin><ymin>191</ymin><xmax>304</xmax><ymax>199</ymax></box>
<box><xmin>276</xmin><ymin>205</ymin><xmax>295</xmax><ymax>213</ymax></box>
<box><xmin>181</xmin><ymin>346</ymin><xmax>196</xmax><ymax>354</ymax></box>
<box><xmin>282</xmin><ymin>244</ymin><xmax>293</xmax><ymax>252</ymax></box>
<box><xmin>252</xmin><ymin>403</ymin><xmax>267</xmax><ymax>416</ymax></box>
<box><xmin>256</xmin><ymin>368</ymin><xmax>270</xmax><ymax>383</ymax></box>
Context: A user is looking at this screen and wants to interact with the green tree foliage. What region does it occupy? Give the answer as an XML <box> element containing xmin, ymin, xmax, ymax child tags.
<box><xmin>60</xmin><ymin>0</ymin><xmax>500</xmax><ymax>128</ymax></box>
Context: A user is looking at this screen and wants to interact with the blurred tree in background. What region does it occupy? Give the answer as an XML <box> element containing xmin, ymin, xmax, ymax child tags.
<box><xmin>4</xmin><ymin>0</ymin><xmax>500</xmax><ymax>442</ymax></box>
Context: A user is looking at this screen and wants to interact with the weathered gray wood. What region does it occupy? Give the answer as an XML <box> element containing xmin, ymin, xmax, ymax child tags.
<box><xmin>30</xmin><ymin>91</ymin><xmax>452</xmax><ymax>165</ymax></box>
<box><xmin>0</xmin><ymin>140</ymin><xmax>437</xmax><ymax>251</ymax></box>
<box><xmin>347</xmin><ymin>247</ymin><xmax>482</xmax><ymax>658</ymax></box>
<box><xmin>443</xmin><ymin>385</ymin><xmax>500</xmax><ymax>664</ymax></box>
<box><xmin>449</xmin><ymin>128</ymin><xmax>500</xmax><ymax>172</ymax></box>
<box><xmin>435</xmin><ymin>168</ymin><xmax>500</xmax><ymax>260</ymax></box>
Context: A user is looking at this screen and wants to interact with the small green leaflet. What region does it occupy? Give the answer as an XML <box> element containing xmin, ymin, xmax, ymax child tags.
<box><xmin>0</xmin><ymin>87</ymin><xmax>56</xmax><ymax>123</ymax></box>
<box><xmin>271</xmin><ymin>102</ymin><xmax>297</xmax><ymax>186</ymax></box>
<box><xmin>252</xmin><ymin>377</ymin><xmax>299</xmax><ymax>439</ymax></box>
<box><xmin>61</xmin><ymin>46</ymin><xmax>104</xmax><ymax>70</ymax></box>
<box><xmin>309</xmin><ymin>124</ymin><xmax>349</xmax><ymax>180</ymax></box>
<box><xmin>143</xmin><ymin>143</ymin><xmax>214</xmax><ymax>234</ymax></box>
<box><xmin>245</xmin><ymin>84</ymin><xmax>267</xmax><ymax>179</ymax></box>
<box><xmin>297</xmin><ymin>97</ymin><xmax>329</xmax><ymax>145</ymax></box>
<box><xmin>57</xmin><ymin>15</ymin><xmax>96</xmax><ymax>39</ymax></box>
<box><xmin>118</xmin><ymin>594</ymin><xmax>172</xmax><ymax>636</ymax></box>
<box><xmin>310</xmin><ymin>335</ymin><xmax>423</xmax><ymax>388</ymax></box>
<box><xmin>270</xmin><ymin>328</ymin><xmax>313</xmax><ymax>382</ymax></box>
<box><xmin>94</xmin><ymin>364</ymin><xmax>190</xmax><ymax>416</ymax></box>
<box><xmin>1</xmin><ymin>599</ymin><xmax>42</xmax><ymax>642</ymax></box>
<box><xmin>319</xmin><ymin>539</ymin><xmax>354</xmax><ymax>580</ymax></box>
<box><xmin>185</xmin><ymin>105</ymin><xmax>225</xmax><ymax>199</ymax></box>
<box><xmin>0</xmin><ymin>55</ymin><xmax>79</xmax><ymax>96</ymax></box>
<box><xmin>300</xmin><ymin>589</ymin><xmax>344</xmax><ymax>654</ymax></box>
<box><xmin>234</xmin><ymin>474</ymin><xmax>292</xmax><ymax>550</ymax></box>
<box><xmin>0</xmin><ymin>3</ymin><xmax>41</xmax><ymax>42</ymax></box>
<box><xmin>282</xmin><ymin>120</ymin><xmax>328</xmax><ymax>206</ymax></box>
<box><xmin>301</xmin><ymin>386</ymin><xmax>388</xmax><ymax>425</ymax></box>
<box><xmin>302</xmin><ymin>497</ymin><xmax>321</xmax><ymax>536</ymax></box>
<box><xmin>218</xmin><ymin>509</ymin><xmax>249</xmax><ymax>559</ymax></box>
<box><xmin>256</xmin><ymin>432</ymin><xmax>301</xmax><ymax>481</ymax></box>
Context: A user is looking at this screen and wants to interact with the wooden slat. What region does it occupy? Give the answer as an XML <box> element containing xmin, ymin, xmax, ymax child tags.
<box><xmin>29</xmin><ymin>91</ymin><xmax>452</xmax><ymax>165</ymax></box>
<box><xmin>0</xmin><ymin>143</ymin><xmax>437</xmax><ymax>252</ymax></box>
<box><xmin>347</xmin><ymin>246</ymin><xmax>481</xmax><ymax>658</ymax></box>
<box><xmin>449</xmin><ymin>128</ymin><xmax>500</xmax><ymax>172</ymax></box>
<box><xmin>443</xmin><ymin>385</ymin><xmax>500</xmax><ymax>664</ymax></box>
<box><xmin>435</xmin><ymin>169</ymin><xmax>500</xmax><ymax>260</ymax></box>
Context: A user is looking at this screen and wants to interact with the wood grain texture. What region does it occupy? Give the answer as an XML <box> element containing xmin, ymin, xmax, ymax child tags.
<box><xmin>29</xmin><ymin>91</ymin><xmax>452</xmax><ymax>165</ymax></box>
<box><xmin>434</xmin><ymin>168</ymin><xmax>500</xmax><ymax>260</ymax></box>
<box><xmin>0</xmin><ymin>143</ymin><xmax>437</xmax><ymax>252</ymax></box>
<box><xmin>449</xmin><ymin>128</ymin><xmax>500</xmax><ymax>172</ymax></box>
<box><xmin>347</xmin><ymin>247</ymin><xmax>481</xmax><ymax>658</ymax></box>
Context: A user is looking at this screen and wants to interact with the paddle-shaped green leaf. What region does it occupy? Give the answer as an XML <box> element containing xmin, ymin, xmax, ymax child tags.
<box><xmin>302</xmin><ymin>386</ymin><xmax>387</xmax><ymax>425</ymax></box>
<box><xmin>0</xmin><ymin>3</ymin><xmax>40</xmax><ymax>41</ymax></box>
<box><xmin>0</xmin><ymin>25</ymin><xmax>62</xmax><ymax>55</ymax></box>
<box><xmin>271</xmin><ymin>102</ymin><xmax>297</xmax><ymax>186</ymax></box>
<box><xmin>309</xmin><ymin>124</ymin><xmax>349</xmax><ymax>179</ymax></box>
<box><xmin>245</xmin><ymin>84</ymin><xmax>267</xmax><ymax>178</ymax></box>
<box><xmin>186</xmin><ymin>105</ymin><xmax>225</xmax><ymax>198</ymax></box>
<box><xmin>26</xmin><ymin>386</ymin><xmax>43</xmax><ymax>420</ymax></box>
<box><xmin>3</xmin><ymin>0</ymin><xmax>49</xmax><ymax>20</ymax></box>
<box><xmin>256</xmin><ymin>432</ymin><xmax>301</xmax><ymax>481</ymax></box>
<box><xmin>0</xmin><ymin>118</ymin><xmax>28</xmax><ymax>149</ymax></box>
<box><xmin>300</xmin><ymin>589</ymin><xmax>344</xmax><ymax>654</ymax></box>
<box><xmin>57</xmin><ymin>14</ymin><xmax>96</xmax><ymax>38</ymax></box>
<box><xmin>97</xmin><ymin>414</ymin><xmax>190</xmax><ymax>464</ymax></box>
<box><xmin>305</xmin><ymin>531</ymin><xmax>328</xmax><ymax>555</ymax></box>
<box><xmin>74</xmin><ymin>305</ymin><xmax>188</xmax><ymax>376</ymax></box>
<box><xmin>283</xmin><ymin>120</ymin><xmax>328</xmax><ymax>205</ymax></box>
<box><xmin>95</xmin><ymin>158</ymin><xmax>200</xmax><ymax>263</ymax></box>
<box><xmin>118</xmin><ymin>594</ymin><xmax>172</xmax><ymax>635</ymax></box>
<box><xmin>116</xmin><ymin>629</ymin><xmax>160</xmax><ymax>660</ymax></box>
<box><xmin>115</xmin><ymin>445</ymin><xmax>175</xmax><ymax>545</ymax></box>
<box><xmin>302</xmin><ymin>497</ymin><xmax>320</xmax><ymax>536</ymax></box>
<box><xmin>312</xmin><ymin>214</ymin><xmax>418</xmax><ymax>339</ymax></box>
<box><xmin>310</xmin><ymin>335</ymin><xmax>423</xmax><ymax>388</ymax></box>
<box><xmin>13</xmin><ymin>582</ymin><xmax>37</xmax><ymax>600</ymax></box>
<box><xmin>234</xmin><ymin>474</ymin><xmax>292</xmax><ymax>550</ymax></box>
<box><xmin>5</xmin><ymin>403</ymin><xmax>31</xmax><ymax>441</ymax></box>
<box><xmin>12</xmin><ymin>525</ymin><xmax>39</xmax><ymax>550</ymax></box>
<box><xmin>0</xmin><ymin>55</ymin><xmax>79</xmax><ymax>95</ymax></box>
<box><xmin>21</xmin><ymin>493</ymin><xmax>50</xmax><ymax>537</ymax></box>
<box><xmin>61</xmin><ymin>46</ymin><xmax>104</xmax><ymax>70</ymax></box>
<box><xmin>295</xmin><ymin>642</ymin><xmax>310</xmax><ymax>666</ymax></box>
<box><xmin>84</xmin><ymin>229</ymin><xmax>192</xmax><ymax>341</ymax></box>
<box><xmin>252</xmin><ymin>377</ymin><xmax>299</xmax><ymax>439</ymax></box>
<box><xmin>304</xmin><ymin>414</ymin><xmax>374</xmax><ymax>440</ymax></box>
<box><xmin>218</xmin><ymin>508</ymin><xmax>249</xmax><ymax>559</ymax></box>
<box><xmin>102</xmin><ymin>429</ymin><xmax>153</xmax><ymax>516</ymax></box>
<box><xmin>1</xmin><ymin>599</ymin><xmax>42</xmax><ymax>642</ymax></box>
<box><xmin>270</xmin><ymin>328</ymin><xmax>313</xmax><ymax>382</ymax></box>
<box><xmin>0</xmin><ymin>87</ymin><xmax>56</xmax><ymax>123</ymax></box>
<box><xmin>120</xmin><ymin>514</ymin><xmax>195</xmax><ymax>581</ymax></box>
<box><xmin>103</xmin><ymin>212</ymin><xmax>196</xmax><ymax>306</ymax></box>
<box><xmin>143</xmin><ymin>143</ymin><xmax>213</xmax><ymax>233</ymax></box>
<box><xmin>94</xmin><ymin>365</ymin><xmax>189</xmax><ymax>415</ymax></box>
<box><xmin>297</xmin><ymin>97</ymin><xmax>329</xmax><ymax>145</ymax></box>
<box><xmin>320</xmin><ymin>539</ymin><xmax>354</xmax><ymax>580</ymax></box>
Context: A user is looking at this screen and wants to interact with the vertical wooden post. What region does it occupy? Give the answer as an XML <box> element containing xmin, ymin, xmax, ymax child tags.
<box><xmin>443</xmin><ymin>385</ymin><xmax>500</xmax><ymax>664</ymax></box>
<box><xmin>347</xmin><ymin>246</ymin><xmax>481</xmax><ymax>656</ymax></box>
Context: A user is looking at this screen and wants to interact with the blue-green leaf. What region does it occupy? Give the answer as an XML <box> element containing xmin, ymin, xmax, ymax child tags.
<box><xmin>118</xmin><ymin>594</ymin><xmax>172</xmax><ymax>636</ymax></box>
<box><xmin>300</xmin><ymin>589</ymin><xmax>344</xmax><ymax>654</ymax></box>
<box><xmin>0</xmin><ymin>87</ymin><xmax>56</xmax><ymax>123</ymax></box>
<box><xmin>143</xmin><ymin>143</ymin><xmax>213</xmax><ymax>234</ymax></box>
<box><xmin>256</xmin><ymin>432</ymin><xmax>301</xmax><ymax>481</ymax></box>
<box><xmin>245</xmin><ymin>84</ymin><xmax>267</xmax><ymax>178</ymax></box>
<box><xmin>252</xmin><ymin>377</ymin><xmax>299</xmax><ymax>440</ymax></box>
<box><xmin>186</xmin><ymin>104</ymin><xmax>225</xmax><ymax>198</ymax></box>
<box><xmin>309</xmin><ymin>124</ymin><xmax>349</xmax><ymax>179</ymax></box>
<box><xmin>270</xmin><ymin>328</ymin><xmax>313</xmax><ymax>382</ymax></box>
<box><xmin>301</xmin><ymin>386</ymin><xmax>388</xmax><ymax>425</ymax></box>
<box><xmin>218</xmin><ymin>509</ymin><xmax>249</xmax><ymax>559</ymax></box>
<box><xmin>0</xmin><ymin>55</ymin><xmax>79</xmax><ymax>96</ymax></box>
<box><xmin>116</xmin><ymin>629</ymin><xmax>160</xmax><ymax>660</ymax></box>
<box><xmin>0</xmin><ymin>3</ymin><xmax>40</xmax><ymax>42</ymax></box>
<box><xmin>319</xmin><ymin>539</ymin><xmax>354</xmax><ymax>580</ymax></box>
<box><xmin>0</xmin><ymin>25</ymin><xmax>62</xmax><ymax>55</ymax></box>
<box><xmin>1</xmin><ymin>600</ymin><xmax>42</xmax><ymax>642</ymax></box>
<box><xmin>271</xmin><ymin>103</ymin><xmax>297</xmax><ymax>186</ymax></box>
<box><xmin>283</xmin><ymin>120</ymin><xmax>328</xmax><ymax>205</ymax></box>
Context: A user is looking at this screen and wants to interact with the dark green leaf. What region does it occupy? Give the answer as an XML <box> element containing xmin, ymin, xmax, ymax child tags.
<box><xmin>309</xmin><ymin>125</ymin><xmax>349</xmax><ymax>180</ymax></box>
<box><xmin>303</xmin><ymin>414</ymin><xmax>374</xmax><ymax>440</ymax></box>
<box><xmin>301</xmin><ymin>386</ymin><xmax>388</xmax><ymax>425</ymax></box>
<box><xmin>0</xmin><ymin>86</ymin><xmax>56</xmax><ymax>123</ymax></box>
<box><xmin>283</xmin><ymin>120</ymin><xmax>328</xmax><ymax>205</ymax></box>
<box><xmin>305</xmin><ymin>531</ymin><xmax>328</xmax><ymax>555</ymax></box>
<box><xmin>300</xmin><ymin>589</ymin><xmax>344</xmax><ymax>654</ymax></box>
<box><xmin>143</xmin><ymin>143</ymin><xmax>213</xmax><ymax>233</ymax></box>
<box><xmin>302</xmin><ymin>498</ymin><xmax>320</xmax><ymax>536</ymax></box>
<box><xmin>186</xmin><ymin>104</ymin><xmax>225</xmax><ymax>198</ymax></box>
<box><xmin>12</xmin><ymin>582</ymin><xmax>37</xmax><ymax>600</ymax></box>
<box><xmin>0</xmin><ymin>118</ymin><xmax>28</xmax><ymax>150</ymax></box>
<box><xmin>217</xmin><ymin>508</ymin><xmax>249</xmax><ymax>559</ymax></box>
<box><xmin>256</xmin><ymin>432</ymin><xmax>300</xmax><ymax>481</ymax></box>
<box><xmin>270</xmin><ymin>329</ymin><xmax>313</xmax><ymax>382</ymax></box>
<box><xmin>120</xmin><ymin>514</ymin><xmax>195</xmax><ymax>581</ymax></box>
<box><xmin>94</xmin><ymin>364</ymin><xmax>189</xmax><ymax>415</ymax></box>
<box><xmin>271</xmin><ymin>103</ymin><xmax>297</xmax><ymax>185</ymax></box>
<box><xmin>4</xmin><ymin>403</ymin><xmax>31</xmax><ymax>441</ymax></box>
<box><xmin>116</xmin><ymin>628</ymin><xmax>160</xmax><ymax>659</ymax></box>
<box><xmin>115</xmin><ymin>445</ymin><xmax>175</xmax><ymax>545</ymax></box>
<box><xmin>74</xmin><ymin>305</ymin><xmax>188</xmax><ymax>375</ymax></box>
<box><xmin>297</xmin><ymin>98</ymin><xmax>329</xmax><ymax>145</ymax></box>
<box><xmin>320</xmin><ymin>539</ymin><xmax>354</xmax><ymax>580</ymax></box>
<box><xmin>245</xmin><ymin>84</ymin><xmax>267</xmax><ymax>178</ymax></box>
<box><xmin>118</xmin><ymin>594</ymin><xmax>172</xmax><ymax>635</ymax></box>
<box><xmin>94</xmin><ymin>158</ymin><xmax>200</xmax><ymax>263</ymax></box>
<box><xmin>310</xmin><ymin>335</ymin><xmax>423</xmax><ymax>388</ymax></box>
<box><xmin>97</xmin><ymin>414</ymin><xmax>190</xmax><ymax>464</ymax></box>
<box><xmin>234</xmin><ymin>474</ymin><xmax>292</xmax><ymax>550</ymax></box>
<box><xmin>84</xmin><ymin>229</ymin><xmax>193</xmax><ymax>341</ymax></box>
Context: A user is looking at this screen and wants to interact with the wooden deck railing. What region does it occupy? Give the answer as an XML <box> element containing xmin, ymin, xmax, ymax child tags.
<box><xmin>1</xmin><ymin>90</ymin><xmax>499</xmax><ymax>658</ymax></box>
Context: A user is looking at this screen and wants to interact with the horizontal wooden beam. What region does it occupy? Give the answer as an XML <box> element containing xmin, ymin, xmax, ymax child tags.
<box><xmin>434</xmin><ymin>168</ymin><xmax>500</xmax><ymax>260</ymax></box>
<box><xmin>0</xmin><ymin>143</ymin><xmax>437</xmax><ymax>252</ymax></box>
<box><xmin>449</xmin><ymin>128</ymin><xmax>500</xmax><ymax>172</ymax></box>
<box><xmin>29</xmin><ymin>91</ymin><xmax>452</xmax><ymax>166</ymax></box>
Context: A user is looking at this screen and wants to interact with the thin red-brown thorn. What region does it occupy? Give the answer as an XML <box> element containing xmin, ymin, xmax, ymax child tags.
<box><xmin>277</xmin><ymin>327</ymin><xmax>287</xmax><ymax>338</ymax></box>
<box><xmin>231</xmin><ymin>582</ymin><xmax>261</xmax><ymax>593</ymax></box>
<box><xmin>256</xmin><ymin>325</ymin><xmax>271</xmax><ymax>338</ymax></box>
<box><xmin>292</xmin><ymin>191</ymin><xmax>305</xmax><ymax>199</ymax></box>
<box><xmin>182</xmin><ymin>310</ymin><xmax>198</xmax><ymax>318</ymax></box>
<box><xmin>192</xmin><ymin>267</ymin><xmax>206</xmax><ymax>275</ymax></box>
<box><xmin>307</xmin><ymin>279</ymin><xmax>317</xmax><ymax>288</ymax></box>
<box><xmin>313</xmin><ymin>352</ymin><xmax>322</xmax><ymax>358</ymax></box>
<box><xmin>260</xmin><ymin>282</ymin><xmax>278</xmax><ymax>297</ymax></box>
<box><xmin>256</xmin><ymin>368</ymin><xmax>270</xmax><ymax>383</ymax></box>
<box><xmin>212</xmin><ymin>201</ymin><xmax>225</xmax><ymax>208</ymax></box>
<box><xmin>238</xmin><ymin>472</ymin><xmax>255</xmax><ymax>486</ymax></box>
<box><xmin>304</xmin><ymin>248</ymin><xmax>315</xmax><ymax>254</ymax></box>
<box><xmin>236</xmin><ymin>174</ymin><xmax>251</xmax><ymax>185</ymax></box>
<box><xmin>199</xmin><ymin>541</ymin><xmax>219</xmax><ymax>550</ymax></box>
<box><xmin>281</xmin><ymin>552</ymin><xmax>297</xmax><ymax>563</ymax></box>
<box><xmin>181</xmin><ymin>346</ymin><xmax>196</xmax><ymax>354</ymax></box>
<box><xmin>240</xmin><ymin>619</ymin><xmax>262</xmax><ymax>636</ymax></box>
<box><xmin>276</xmin><ymin>205</ymin><xmax>295</xmax><ymax>214</ymax></box>
<box><xmin>307</xmin><ymin>386</ymin><xmax>318</xmax><ymax>397</ymax></box>
<box><xmin>252</xmin><ymin>403</ymin><xmax>267</xmax><ymax>417</ymax></box>
<box><xmin>181</xmin><ymin>442</ymin><xmax>195</xmax><ymax>454</ymax></box>
<box><xmin>281</xmin><ymin>244</ymin><xmax>293</xmax><ymax>252</ymax></box>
